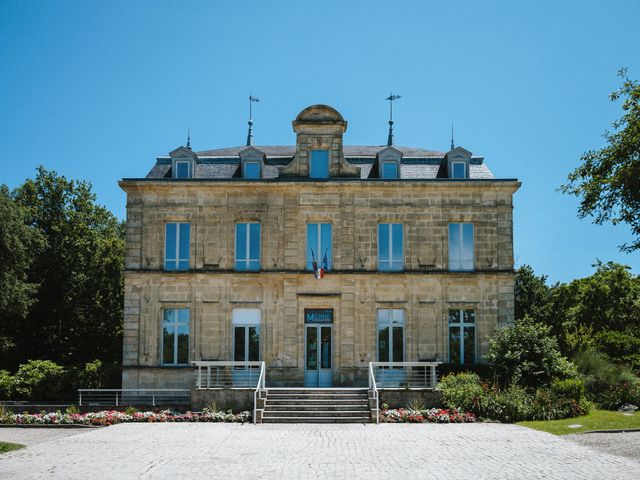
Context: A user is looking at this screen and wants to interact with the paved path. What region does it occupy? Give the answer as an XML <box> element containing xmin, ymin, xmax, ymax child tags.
<box><xmin>565</xmin><ymin>430</ymin><xmax>640</xmax><ymax>462</ymax></box>
<box><xmin>1</xmin><ymin>423</ymin><xmax>639</xmax><ymax>479</ymax></box>
<box><xmin>0</xmin><ymin>427</ymin><xmax>90</xmax><ymax>446</ymax></box>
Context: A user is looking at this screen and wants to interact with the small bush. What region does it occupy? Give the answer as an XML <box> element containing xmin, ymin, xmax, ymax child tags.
<box><xmin>480</xmin><ymin>385</ymin><xmax>534</xmax><ymax>422</ymax></box>
<box><xmin>595</xmin><ymin>330</ymin><xmax>640</xmax><ymax>369</ymax></box>
<box><xmin>598</xmin><ymin>381</ymin><xmax>640</xmax><ymax>410</ymax></box>
<box><xmin>12</xmin><ymin>360</ymin><xmax>66</xmax><ymax>400</ymax></box>
<box><xmin>439</xmin><ymin>372</ymin><xmax>484</xmax><ymax>412</ymax></box>
<box><xmin>77</xmin><ymin>360</ymin><xmax>105</xmax><ymax>389</ymax></box>
<box><xmin>550</xmin><ymin>378</ymin><xmax>585</xmax><ymax>401</ymax></box>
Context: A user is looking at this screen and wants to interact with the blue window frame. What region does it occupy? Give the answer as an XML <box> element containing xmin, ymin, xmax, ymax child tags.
<box><xmin>174</xmin><ymin>161</ymin><xmax>191</xmax><ymax>178</ymax></box>
<box><xmin>449</xmin><ymin>309</ymin><xmax>476</xmax><ymax>364</ymax></box>
<box><xmin>306</xmin><ymin>223</ymin><xmax>332</xmax><ymax>271</ymax></box>
<box><xmin>165</xmin><ymin>223</ymin><xmax>190</xmax><ymax>271</ymax></box>
<box><xmin>452</xmin><ymin>162</ymin><xmax>466</xmax><ymax>179</ymax></box>
<box><xmin>310</xmin><ymin>150</ymin><xmax>329</xmax><ymax>179</ymax></box>
<box><xmin>162</xmin><ymin>308</ymin><xmax>189</xmax><ymax>365</ymax></box>
<box><xmin>378</xmin><ymin>223</ymin><xmax>403</xmax><ymax>271</ymax></box>
<box><xmin>236</xmin><ymin>223</ymin><xmax>261</xmax><ymax>271</ymax></box>
<box><xmin>382</xmin><ymin>161</ymin><xmax>399</xmax><ymax>179</ymax></box>
<box><xmin>448</xmin><ymin>223</ymin><xmax>474</xmax><ymax>271</ymax></box>
<box><xmin>244</xmin><ymin>162</ymin><xmax>261</xmax><ymax>179</ymax></box>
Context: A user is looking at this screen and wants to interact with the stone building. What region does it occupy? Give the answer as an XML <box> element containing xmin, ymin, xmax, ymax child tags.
<box><xmin>119</xmin><ymin>104</ymin><xmax>520</xmax><ymax>390</ymax></box>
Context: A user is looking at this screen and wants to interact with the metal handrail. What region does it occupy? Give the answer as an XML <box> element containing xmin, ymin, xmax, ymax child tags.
<box><xmin>77</xmin><ymin>389</ymin><xmax>190</xmax><ymax>407</ymax></box>
<box><xmin>192</xmin><ymin>361</ymin><xmax>263</xmax><ymax>389</ymax></box>
<box><xmin>253</xmin><ymin>361</ymin><xmax>266</xmax><ymax>425</ymax></box>
<box><xmin>368</xmin><ymin>362</ymin><xmax>379</xmax><ymax>424</ymax></box>
<box><xmin>369</xmin><ymin>361</ymin><xmax>442</xmax><ymax>389</ymax></box>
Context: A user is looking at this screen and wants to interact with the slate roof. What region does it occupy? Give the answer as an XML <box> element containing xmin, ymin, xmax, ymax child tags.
<box><xmin>146</xmin><ymin>145</ymin><xmax>495</xmax><ymax>180</ymax></box>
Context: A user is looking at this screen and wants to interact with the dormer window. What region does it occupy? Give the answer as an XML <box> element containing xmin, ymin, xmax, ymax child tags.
<box><xmin>452</xmin><ymin>162</ymin><xmax>466</xmax><ymax>179</ymax></box>
<box><xmin>174</xmin><ymin>160</ymin><xmax>191</xmax><ymax>178</ymax></box>
<box><xmin>310</xmin><ymin>150</ymin><xmax>329</xmax><ymax>179</ymax></box>
<box><xmin>381</xmin><ymin>161</ymin><xmax>399</xmax><ymax>179</ymax></box>
<box><xmin>244</xmin><ymin>162</ymin><xmax>261</xmax><ymax>179</ymax></box>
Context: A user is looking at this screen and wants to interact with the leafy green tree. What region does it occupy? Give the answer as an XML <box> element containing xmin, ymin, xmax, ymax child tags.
<box><xmin>561</xmin><ymin>69</ymin><xmax>640</xmax><ymax>252</ymax></box>
<box><xmin>485</xmin><ymin>319</ymin><xmax>577</xmax><ymax>389</ymax></box>
<box><xmin>514</xmin><ymin>265</ymin><xmax>552</xmax><ymax>321</ymax></box>
<box><xmin>0</xmin><ymin>186</ymin><xmax>43</xmax><ymax>364</ymax></box>
<box><xmin>11</xmin><ymin>167</ymin><xmax>125</xmax><ymax>372</ymax></box>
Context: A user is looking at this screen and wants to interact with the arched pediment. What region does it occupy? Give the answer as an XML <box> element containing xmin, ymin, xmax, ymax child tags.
<box><xmin>294</xmin><ymin>104</ymin><xmax>346</xmax><ymax>125</ymax></box>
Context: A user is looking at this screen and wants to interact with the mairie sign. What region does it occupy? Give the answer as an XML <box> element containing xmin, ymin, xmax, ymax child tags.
<box><xmin>304</xmin><ymin>309</ymin><xmax>334</xmax><ymax>324</ymax></box>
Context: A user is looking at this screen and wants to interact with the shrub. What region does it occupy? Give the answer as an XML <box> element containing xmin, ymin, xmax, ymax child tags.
<box><xmin>77</xmin><ymin>360</ymin><xmax>105</xmax><ymax>389</ymax></box>
<box><xmin>437</xmin><ymin>363</ymin><xmax>495</xmax><ymax>382</ymax></box>
<box><xmin>480</xmin><ymin>385</ymin><xmax>534</xmax><ymax>422</ymax></box>
<box><xmin>550</xmin><ymin>378</ymin><xmax>585</xmax><ymax>402</ymax></box>
<box><xmin>598</xmin><ymin>381</ymin><xmax>640</xmax><ymax>410</ymax></box>
<box><xmin>439</xmin><ymin>372</ymin><xmax>484</xmax><ymax>412</ymax></box>
<box><xmin>0</xmin><ymin>369</ymin><xmax>13</xmax><ymax>400</ymax></box>
<box><xmin>12</xmin><ymin>360</ymin><xmax>67</xmax><ymax>400</ymax></box>
<box><xmin>595</xmin><ymin>330</ymin><xmax>640</xmax><ymax>369</ymax></box>
<box><xmin>485</xmin><ymin>319</ymin><xmax>578</xmax><ymax>389</ymax></box>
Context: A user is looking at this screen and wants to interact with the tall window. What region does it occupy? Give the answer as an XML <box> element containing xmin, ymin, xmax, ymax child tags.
<box><xmin>233</xmin><ymin>309</ymin><xmax>261</xmax><ymax>362</ymax></box>
<box><xmin>174</xmin><ymin>161</ymin><xmax>191</xmax><ymax>178</ymax></box>
<box><xmin>306</xmin><ymin>223</ymin><xmax>332</xmax><ymax>271</ymax></box>
<box><xmin>310</xmin><ymin>150</ymin><xmax>329</xmax><ymax>178</ymax></box>
<box><xmin>162</xmin><ymin>308</ymin><xmax>189</xmax><ymax>365</ymax></box>
<box><xmin>244</xmin><ymin>162</ymin><xmax>261</xmax><ymax>179</ymax></box>
<box><xmin>448</xmin><ymin>223</ymin><xmax>474</xmax><ymax>271</ymax></box>
<box><xmin>449</xmin><ymin>309</ymin><xmax>476</xmax><ymax>364</ymax></box>
<box><xmin>451</xmin><ymin>162</ymin><xmax>466</xmax><ymax>179</ymax></box>
<box><xmin>381</xmin><ymin>161</ymin><xmax>399</xmax><ymax>179</ymax></box>
<box><xmin>165</xmin><ymin>223</ymin><xmax>190</xmax><ymax>271</ymax></box>
<box><xmin>235</xmin><ymin>223</ymin><xmax>260</xmax><ymax>271</ymax></box>
<box><xmin>377</xmin><ymin>309</ymin><xmax>404</xmax><ymax>362</ymax></box>
<box><xmin>378</xmin><ymin>223</ymin><xmax>403</xmax><ymax>271</ymax></box>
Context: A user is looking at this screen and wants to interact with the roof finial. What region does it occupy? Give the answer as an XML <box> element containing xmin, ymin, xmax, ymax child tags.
<box><xmin>450</xmin><ymin>123</ymin><xmax>454</xmax><ymax>150</ymax></box>
<box><xmin>247</xmin><ymin>94</ymin><xmax>260</xmax><ymax>146</ymax></box>
<box><xmin>385</xmin><ymin>93</ymin><xmax>401</xmax><ymax>146</ymax></box>
<box><xmin>186</xmin><ymin>128</ymin><xmax>191</xmax><ymax>150</ymax></box>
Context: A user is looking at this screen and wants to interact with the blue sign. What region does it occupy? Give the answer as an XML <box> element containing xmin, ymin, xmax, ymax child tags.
<box><xmin>305</xmin><ymin>309</ymin><xmax>333</xmax><ymax>324</ymax></box>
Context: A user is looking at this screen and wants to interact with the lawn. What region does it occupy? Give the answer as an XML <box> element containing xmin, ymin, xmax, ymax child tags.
<box><xmin>0</xmin><ymin>441</ymin><xmax>25</xmax><ymax>454</ymax></box>
<box><xmin>518</xmin><ymin>409</ymin><xmax>640</xmax><ymax>435</ymax></box>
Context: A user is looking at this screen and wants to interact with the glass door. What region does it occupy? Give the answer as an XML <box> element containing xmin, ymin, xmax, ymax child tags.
<box><xmin>304</xmin><ymin>325</ymin><xmax>332</xmax><ymax>387</ymax></box>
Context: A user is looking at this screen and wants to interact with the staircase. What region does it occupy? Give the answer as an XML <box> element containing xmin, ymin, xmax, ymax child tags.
<box><xmin>259</xmin><ymin>388</ymin><xmax>372</xmax><ymax>423</ymax></box>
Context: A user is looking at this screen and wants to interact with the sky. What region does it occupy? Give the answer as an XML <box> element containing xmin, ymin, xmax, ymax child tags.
<box><xmin>1</xmin><ymin>0</ymin><xmax>639</xmax><ymax>283</ymax></box>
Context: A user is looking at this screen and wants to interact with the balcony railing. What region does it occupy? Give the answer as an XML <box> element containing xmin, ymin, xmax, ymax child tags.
<box><xmin>192</xmin><ymin>361</ymin><xmax>264</xmax><ymax>389</ymax></box>
<box><xmin>78</xmin><ymin>389</ymin><xmax>191</xmax><ymax>407</ymax></box>
<box><xmin>369</xmin><ymin>362</ymin><xmax>441</xmax><ymax>389</ymax></box>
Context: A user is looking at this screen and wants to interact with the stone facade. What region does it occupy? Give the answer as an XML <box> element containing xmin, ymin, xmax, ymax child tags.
<box><xmin>119</xmin><ymin>104</ymin><xmax>520</xmax><ymax>390</ymax></box>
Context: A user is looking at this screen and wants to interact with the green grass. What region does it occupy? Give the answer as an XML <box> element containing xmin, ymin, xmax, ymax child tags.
<box><xmin>0</xmin><ymin>441</ymin><xmax>25</xmax><ymax>454</ymax></box>
<box><xmin>518</xmin><ymin>409</ymin><xmax>640</xmax><ymax>435</ymax></box>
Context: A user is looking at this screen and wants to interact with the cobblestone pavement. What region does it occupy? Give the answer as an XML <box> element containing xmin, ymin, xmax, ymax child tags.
<box><xmin>1</xmin><ymin>423</ymin><xmax>639</xmax><ymax>480</ymax></box>
<box><xmin>0</xmin><ymin>427</ymin><xmax>90</xmax><ymax>446</ymax></box>
<box><xmin>565</xmin><ymin>431</ymin><xmax>640</xmax><ymax>462</ymax></box>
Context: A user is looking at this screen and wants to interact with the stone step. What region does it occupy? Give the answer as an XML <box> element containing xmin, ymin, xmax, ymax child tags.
<box><xmin>262</xmin><ymin>416</ymin><xmax>371</xmax><ymax>423</ymax></box>
<box><xmin>265</xmin><ymin>405</ymin><xmax>369</xmax><ymax>412</ymax></box>
<box><xmin>266</xmin><ymin>400</ymin><xmax>369</xmax><ymax>406</ymax></box>
<box><xmin>267</xmin><ymin>394</ymin><xmax>368</xmax><ymax>400</ymax></box>
<box><xmin>263</xmin><ymin>410</ymin><xmax>369</xmax><ymax>418</ymax></box>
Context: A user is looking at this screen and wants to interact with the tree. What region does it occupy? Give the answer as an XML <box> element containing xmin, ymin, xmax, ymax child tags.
<box><xmin>10</xmin><ymin>167</ymin><xmax>125</xmax><ymax>372</ymax></box>
<box><xmin>0</xmin><ymin>185</ymin><xmax>43</xmax><ymax>364</ymax></box>
<box><xmin>561</xmin><ymin>69</ymin><xmax>640</xmax><ymax>252</ymax></box>
<box><xmin>514</xmin><ymin>265</ymin><xmax>552</xmax><ymax>321</ymax></box>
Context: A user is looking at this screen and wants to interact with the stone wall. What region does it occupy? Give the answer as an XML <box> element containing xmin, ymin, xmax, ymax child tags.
<box><xmin>120</xmin><ymin>181</ymin><xmax>518</xmax><ymax>390</ymax></box>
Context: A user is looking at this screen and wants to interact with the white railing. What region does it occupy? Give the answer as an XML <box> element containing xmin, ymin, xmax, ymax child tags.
<box><xmin>193</xmin><ymin>361</ymin><xmax>264</xmax><ymax>389</ymax></box>
<box><xmin>368</xmin><ymin>362</ymin><xmax>379</xmax><ymax>424</ymax></box>
<box><xmin>78</xmin><ymin>389</ymin><xmax>190</xmax><ymax>407</ymax></box>
<box><xmin>369</xmin><ymin>362</ymin><xmax>441</xmax><ymax>389</ymax></box>
<box><xmin>253</xmin><ymin>362</ymin><xmax>266</xmax><ymax>425</ymax></box>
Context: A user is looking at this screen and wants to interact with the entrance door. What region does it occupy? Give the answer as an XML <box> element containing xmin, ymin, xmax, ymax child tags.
<box><xmin>304</xmin><ymin>324</ymin><xmax>332</xmax><ymax>387</ymax></box>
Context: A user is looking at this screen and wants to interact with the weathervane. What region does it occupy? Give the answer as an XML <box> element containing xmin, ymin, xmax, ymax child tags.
<box><xmin>450</xmin><ymin>123</ymin><xmax>455</xmax><ymax>150</ymax></box>
<box><xmin>247</xmin><ymin>94</ymin><xmax>260</xmax><ymax>146</ymax></box>
<box><xmin>386</xmin><ymin>93</ymin><xmax>401</xmax><ymax>146</ymax></box>
<box><xmin>186</xmin><ymin>128</ymin><xmax>191</xmax><ymax>150</ymax></box>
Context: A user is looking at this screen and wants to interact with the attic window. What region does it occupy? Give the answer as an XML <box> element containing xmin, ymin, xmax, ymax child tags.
<box><xmin>381</xmin><ymin>161</ymin><xmax>399</xmax><ymax>179</ymax></box>
<box><xmin>310</xmin><ymin>150</ymin><xmax>329</xmax><ymax>178</ymax></box>
<box><xmin>244</xmin><ymin>162</ymin><xmax>261</xmax><ymax>179</ymax></box>
<box><xmin>174</xmin><ymin>161</ymin><xmax>191</xmax><ymax>178</ymax></box>
<box><xmin>452</xmin><ymin>162</ymin><xmax>466</xmax><ymax>179</ymax></box>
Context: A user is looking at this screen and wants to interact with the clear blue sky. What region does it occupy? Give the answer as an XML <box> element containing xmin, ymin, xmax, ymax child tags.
<box><xmin>1</xmin><ymin>0</ymin><xmax>639</xmax><ymax>283</ymax></box>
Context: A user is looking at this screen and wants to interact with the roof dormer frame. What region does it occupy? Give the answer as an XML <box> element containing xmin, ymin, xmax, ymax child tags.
<box><xmin>376</xmin><ymin>146</ymin><xmax>403</xmax><ymax>179</ymax></box>
<box><xmin>169</xmin><ymin>146</ymin><xmax>198</xmax><ymax>179</ymax></box>
<box><xmin>238</xmin><ymin>146</ymin><xmax>266</xmax><ymax>179</ymax></box>
<box><xmin>445</xmin><ymin>146</ymin><xmax>472</xmax><ymax>179</ymax></box>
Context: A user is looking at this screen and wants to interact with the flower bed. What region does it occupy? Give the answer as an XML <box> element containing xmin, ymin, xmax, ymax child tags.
<box><xmin>380</xmin><ymin>407</ymin><xmax>476</xmax><ymax>423</ymax></box>
<box><xmin>0</xmin><ymin>409</ymin><xmax>251</xmax><ymax>426</ymax></box>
